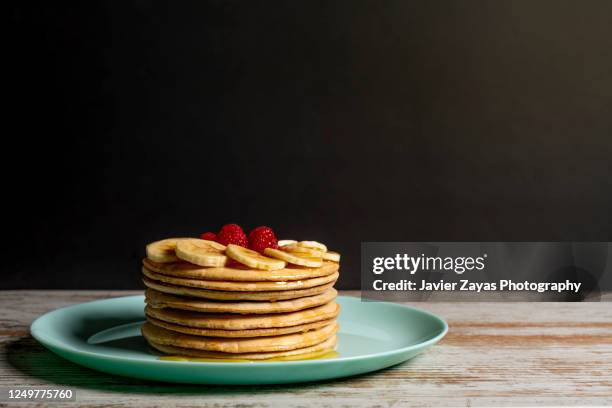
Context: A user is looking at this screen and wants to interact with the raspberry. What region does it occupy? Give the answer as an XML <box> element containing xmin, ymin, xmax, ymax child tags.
<box><xmin>216</xmin><ymin>224</ymin><xmax>248</xmax><ymax>247</ymax></box>
<box><xmin>248</xmin><ymin>226</ymin><xmax>278</xmax><ymax>254</ymax></box>
<box><xmin>200</xmin><ymin>232</ymin><xmax>217</xmax><ymax>241</ymax></box>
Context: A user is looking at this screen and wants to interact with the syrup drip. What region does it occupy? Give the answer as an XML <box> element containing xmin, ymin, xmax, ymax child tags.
<box><xmin>159</xmin><ymin>349</ymin><xmax>339</xmax><ymax>363</ymax></box>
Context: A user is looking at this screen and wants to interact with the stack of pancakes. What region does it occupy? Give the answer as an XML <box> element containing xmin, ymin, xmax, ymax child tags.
<box><xmin>141</xmin><ymin>238</ymin><xmax>340</xmax><ymax>360</ymax></box>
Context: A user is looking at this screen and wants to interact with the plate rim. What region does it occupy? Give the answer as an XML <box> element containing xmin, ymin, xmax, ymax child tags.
<box><xmin>31</xmin><ymin>294</ymin><xmax>448</xmax><ymax>367</ymax></box>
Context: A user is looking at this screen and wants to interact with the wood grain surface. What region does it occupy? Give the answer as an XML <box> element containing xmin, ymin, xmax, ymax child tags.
<box><xmin>0</xmin><ymin>290</ymin><xmax>611</xmax><ymax>407</ymax></box>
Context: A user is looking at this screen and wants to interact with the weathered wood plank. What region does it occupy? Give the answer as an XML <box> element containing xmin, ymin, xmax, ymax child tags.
<box><xmin>0</xmin><ymin>290</ymin><xmax>611</xmax><ymax>407</ymax></box>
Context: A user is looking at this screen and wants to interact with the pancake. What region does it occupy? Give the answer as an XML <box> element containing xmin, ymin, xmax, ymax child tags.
<box><xmin>141</xmin><ymin>321</ymin><xmax>338</xmax><ymax>353</ymax></box>
<box><xmin>146</xmin><ymin>315</ymin><xmax>335</xmax><ymax>337</ymax></box>
<box><xmin>147</xmin><ymin>335</ymin><xmax>337</xmax><ymax>360</ymax></box>
<box><xmin>146</xmin><ymin>288</ymin><xmax>338</xmax><ymax>314</ymax></box>
<box><xmin>144</xmin><ymin>301</ymin><xmax>339</xmax><ymax>330</ymax></box>
<box><xmin>143</xmin><ymin>277</ymin><xmax>336</xmax><ymax>301</ymax></box>
<box><xmin>142</xmin><ymin>266</ymin><xmax>339</xmax><ymax>292</ymax></box>
<box><xmin>143</xmin><ymin>258</ymin><xmax>339</xmax><ymax>282</ymax></box>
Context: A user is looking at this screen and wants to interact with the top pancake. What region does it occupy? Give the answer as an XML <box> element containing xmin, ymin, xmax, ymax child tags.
<box><xmin>142</xmin><ymin>266</ymin><xmax>340</xmax><ymax>292</ymax></box>
<box><xmin>143</xmin><ymin>258</ymin><xmax>339</xmax><ymax>282</ymax></box>
<box><xmin>143</xmin><ymin>277</ymin><xmax>335</xmax><ymax>301</ymax></box>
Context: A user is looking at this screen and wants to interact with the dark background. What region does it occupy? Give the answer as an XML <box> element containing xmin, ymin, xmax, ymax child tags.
<box><xmin>5</xmin><ymin>0</ymin><xmax>612</xmax><ymax>290</ymax></box>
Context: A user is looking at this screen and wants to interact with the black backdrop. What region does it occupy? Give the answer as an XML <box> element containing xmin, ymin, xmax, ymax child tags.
<box><xmin>5</xmin><ymin>1</ymin><xmax>612</xmax><ymax>289</ymax></box>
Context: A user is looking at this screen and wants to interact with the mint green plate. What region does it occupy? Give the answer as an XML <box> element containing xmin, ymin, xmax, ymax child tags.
<box><xmin>31</xmin><ymin>295</ymin><xmax>447</xmax><ymax>385</ymax></box>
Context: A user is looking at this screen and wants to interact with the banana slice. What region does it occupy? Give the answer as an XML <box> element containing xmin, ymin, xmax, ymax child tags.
<box><xmin>146</xmin><ymin>238</ymin><xmax>191</xmax><ymax>263</ymax></box>
<box><xmin>226</xmin><ymin>244</ymin><xmax>286</xmax><ymax>270</ymax></box>
<box><xmin>298</xmin><ymin>241</ymin><xmax>328</xmax><ymax>252</ymax></box>
<box><xmin>175</xmin><ymin>239</ymin><xmax>227</xmax><ymax>267</ymax></box>
<box><xmin>322</xmin><ymin>251</ymin><xmax>341</xmax><ymax>262</ymax></box>
<box><xmin>278</xmin><ymin>239</ymin><xmax>297</xmax><ymax>247</ymax></box>
<box><xmin>264</xmin><ymin>248</ymin><xmax>324</xmax><ymax>267</ymax></box>
<box><xmin>281</xmin><ymin>244</ymin><xmax>324</xmax><ymax>257</ymax></box>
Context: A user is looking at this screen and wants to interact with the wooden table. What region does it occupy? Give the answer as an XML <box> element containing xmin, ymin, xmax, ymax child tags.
<box><xmin>1</xmin><ymin>290</ymin><xmax>611</xmax><ymax>407</ymax></box>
